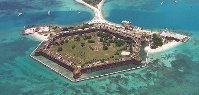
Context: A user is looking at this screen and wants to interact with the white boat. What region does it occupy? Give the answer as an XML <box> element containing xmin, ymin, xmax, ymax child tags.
<box><xmin>174</xmin><ymin>0</ymin><xmax>177</xmax><ymax>3</ymax></box>
<box><xmin>48</xmin><ymin>10</ymin><xmax>51</xmax><ymax>15</ymax></box>
<box><xmin>122</xmin><ymin>20</ymin><xmax>130</xmax><ymax>24</ymax></box>
<box><xmin>18</xmin><ymin>12</ymin><xmax>23</xmax><ymax>16</ymax></box>
<box><xmin>161</xmin><ymin>1</ymin><xmax>164</xmax><ymax>5</ymax></box>
<box><xmin>78</xmin><ymin>11</ymin><xmax>81</xmax><ymax>14</ymax></box>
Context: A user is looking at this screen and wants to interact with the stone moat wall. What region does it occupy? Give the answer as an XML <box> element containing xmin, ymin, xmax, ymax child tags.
<box><xmin>35</xmin><ymin>50</ymin><xmax>141</xmax><ymax>79</ymax></box>
<box><xmin>81</xmin><ymin>59</ymin><xmax>140</xmax><ymax>73</ymax></box>
<box><xmin>35</xmin><ymin>51</ymin><xmax>75</xmax><ymax>72</ymax></box>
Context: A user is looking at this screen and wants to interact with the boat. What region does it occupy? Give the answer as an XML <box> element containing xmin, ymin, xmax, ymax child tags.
<box><xmin>18</xmin><ymin>12</ymin><xmax>23</xmax><ymax>16</ymax></box>
<box><xmin>161</xmin><ymin>1</ymin><xmax>164</xmax><ymax>5</ymax></box>
<box><xmin>48</xmin><ymin>10</ymin><xmax>51</xmax><ymax>15</ymax></box>
<box><xmin>122</xmin><ymin>20</ymin><xmax>130</xmax><ymax>24</ymax></box>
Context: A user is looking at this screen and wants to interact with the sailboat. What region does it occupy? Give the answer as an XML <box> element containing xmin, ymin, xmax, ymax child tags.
<box><xmin>161</xmin><ymin>1</ymin><xmax>164</xmax><ymax>5</ymax></box>
<box><xmin>48</xmin><ymin>10</ymin><xmax>51</xmax><ymax>15</ymax></box>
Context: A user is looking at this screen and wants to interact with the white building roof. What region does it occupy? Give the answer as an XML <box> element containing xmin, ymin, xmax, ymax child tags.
<box><xmin>121</xmin><ymin>51</ymin><xmax>131</xmax><ymax>56</ymax></box>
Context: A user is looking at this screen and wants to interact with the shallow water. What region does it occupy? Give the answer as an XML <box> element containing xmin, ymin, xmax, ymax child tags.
<box><xmin>0</xmin><ymin>0</ymin><xmax>199</xmax><ymax>95</ymax></box>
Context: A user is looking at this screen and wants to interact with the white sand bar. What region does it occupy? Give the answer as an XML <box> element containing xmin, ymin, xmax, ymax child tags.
<box><xmin>75</xmin><ymin>0</ymin><xmax>120</xmax><ymax>26</ymax></box>
<box><xmin>75</xmin><ymin>0</ymin><xmax>105</xmax><ymax>23</ymax></box>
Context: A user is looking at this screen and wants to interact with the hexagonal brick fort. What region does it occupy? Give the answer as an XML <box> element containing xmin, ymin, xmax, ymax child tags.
<box><xmin>34</xmin><ymin>23</ymin><xmax>144</xmax><ymax>79</ymax></box>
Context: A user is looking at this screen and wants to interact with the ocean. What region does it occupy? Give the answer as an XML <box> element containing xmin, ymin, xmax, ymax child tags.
<box><xmin>0</xmin><ymin>0</ymin><xmax>199</xmax><ymax>95</ymax></box>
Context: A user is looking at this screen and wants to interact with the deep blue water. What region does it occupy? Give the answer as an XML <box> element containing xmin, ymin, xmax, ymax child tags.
<box><xmin>0</xmin><ymin>0</ymin><xmax>199</xmax><ymax>95</ymax></box>
<box><xmin>0</xmin><ymin>11</ymin><xmax>92</xmax><ymax>29</ymax></box>
<box><xmin>104</xmin><ymin>0</ymin><xmax>199</xmax><ymax>31</ymax></box>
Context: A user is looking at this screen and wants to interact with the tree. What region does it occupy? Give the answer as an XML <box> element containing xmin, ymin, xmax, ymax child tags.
<box><xmin>100</xmin><ymin>38</ymin><xmax>103</xmax><ymax>42</ymax></box>
<box><xmin>107</xmin><ymin>42</ymin><xmax>110</xmax><ymax>46</ymax></box>
<box><xmin>57</xmin><ymin>47</ymin><xmax>62</xmax><ymax>52</ymax></box>
<box><xmin>129</xmin><ymin>46</ymin><xmax>133</xmax><ymax>53</ymax></box>
<box><xmin>151</xmin><ymin>34</ymin><xmax>163</xmax><ymax>49</ymax></box>
<box><xmin>60</xmin><ymin>40</ymin><xmax>64</xmax><ymax>45</ymax></box>
<box><xmin>97</xmin><ymin>32</ymin><xmax>103</xmax><ymax>37</ymax></box>
<box><xmin>114</xmin><ymin>39</ymin><xmax>125</xmax><ymax>47</ymax></box>
<box><xmin>165</xmin><ymin>36</ymin><xmax>180</xmax><ymax>42</ymax></box>
<box><xmin>62</xmin><ymin>27</ymin><xmax>68</xmax><ymax>31</ymax></box>
<box><xmin>122</xmin><ymin>46</ymin><xmax>127</xmax><ymax>50</ymax></box>
<box><xmin>110</xmin><ymin>56</ymin><xmax>114</xmax><ymax>58</ymax></box>
<box><xmin>109</xmin><ymin>39</ymin><xmax>114</xmax><ymax>43</ymax></box>
<box><xmin>103</xmin><ymin>45</ymin><xmax>108</xmax><ymax>50</ymax></box>
<box><xmin>72</xmin><ymin>45</ymin><xmax>76</xmax><ymax>49</ymax></box>
<box><xmin>115</xmin><ymin>51</ymin><xmax>119</xmax><ymax>55</ymax></box>
<box><xmin>109</xmin><ymin>35</ymin><xmax>113</xmax><ymax>39</ymax></box>
<box><xmin>89</xmin><ymin>46</ymin><xmax>94</xmax><ymax>50</ymax></box>
<box><xmin>74</xmin><ymin>36</ymin><xmax>80</xmax><ymax>41</ymax></box>
<box><xmin>83</xmin><ymin>35</ymin><xmax>92</xmax><ymax>40</ymax></box>
<box><xmin>65</xmin><ymin>39</ymin><xmax>68</xmax><ymax>43</ymax></box>
<box><xmin>82</xmin><ymin>23</ymin><xmax>90</xmax><ymax>28</ymax></box>
<box><xmin>88</xmin><ymin>40</ymin><xmax>95</xmax><ymax>43</ymax></box>
<box><xmin>81</xmin><ymin>43</ymin><xmax>85</xmax><ymax>47</ymax></box>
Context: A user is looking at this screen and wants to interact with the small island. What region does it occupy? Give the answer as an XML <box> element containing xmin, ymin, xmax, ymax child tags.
<box><xmin>22</xmin><ymin>0</ymin><xmax>190</xmax><ymax>81</ymax></box>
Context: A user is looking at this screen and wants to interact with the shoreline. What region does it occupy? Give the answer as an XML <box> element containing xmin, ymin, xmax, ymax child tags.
<box><xmin>144</xmin><ymin>41</ymin><xmax>182</xmax><ymax>54</ymax></box>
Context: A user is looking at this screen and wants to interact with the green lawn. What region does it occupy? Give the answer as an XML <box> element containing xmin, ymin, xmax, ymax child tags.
<box><xmin>49</xmin><ymin>32</ymin><xmax>130</xmax><ymax>66</ymax></box>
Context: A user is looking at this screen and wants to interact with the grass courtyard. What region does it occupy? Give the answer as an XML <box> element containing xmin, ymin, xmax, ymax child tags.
<box><xmin>49</xmin><ymin>32</ymin><xmax>132</xmax><ymax>66</ymax></box>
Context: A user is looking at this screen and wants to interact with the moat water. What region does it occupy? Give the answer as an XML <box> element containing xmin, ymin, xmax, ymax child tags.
<box><xmin>0</xmin><ymin>0</ymin><xmax>199</xmax><ymax>94</ymax></box>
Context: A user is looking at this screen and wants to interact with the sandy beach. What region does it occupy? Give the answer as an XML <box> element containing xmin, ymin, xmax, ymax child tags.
<box><xmin>144</xmin><ymin>41</ymin><xmax>182</xmax><ymax>54</ymax></box>
<box><xmin>32</xmin><ymin>32</ymin><xmax>49</xmax><ymax>41</ymax></box>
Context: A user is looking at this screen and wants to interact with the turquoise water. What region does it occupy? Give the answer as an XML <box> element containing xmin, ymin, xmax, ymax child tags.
<box><xmin>0</xmin><ymin>0</ymin><xmax>199</xmax><ymax>95</ymax></box>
